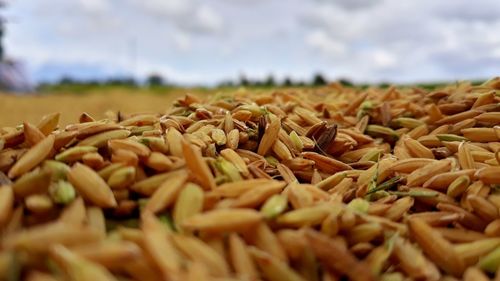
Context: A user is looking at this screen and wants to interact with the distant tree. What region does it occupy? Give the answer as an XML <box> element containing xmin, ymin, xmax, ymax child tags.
<box><xmin>379</xmin><ymin>82</ymin><xmax>391</xmax><ymax>89</ymax></box>
<box><xmin>251</xmin><ymin>79</ymin><xmax>263</xmax><ymax>87</ymax></box>
<box><xmin>293</xmin><ymin>81</ymin><xmax>305</xmax><ymax>87</ymax></box>
<box><xmin>264</xmin><ymin>75</ymin><xmax>275</xmax><ymax>87</ymax></box>
<box><xmin>106</xmin><ymin>77</ymin><xmax>137</xmax><ymax>86</ymax></box>
<box><xmin>283</xmin><ymin>77</ymin><xmax>293</xmax><ymax>87</ymax></box>
<box><xmin>147</xmin><ymin>73</ymin><xmax>164</xmax><ymax>87</ymax></box>
<box><xmin>122</xmin><ymin>77</ymin><xmax>137</xmax><ymax>86</ymax></box>
<box><xmin>239</xmin><ymin>74</ymin><xmax>250</xmax><ymax>87</ymax></box>
<box><xmin>338</xmin><ymin>78</ymin><xmax>354</xmax><ymax>87</ymax></box>
<box><xmin>218</xmin><ymin>80</ymin><xmax>235</xmax><ymax>88</ymax></box>
<box><xmin>312</xmin><ymin>73</ymin><xmax>327</xmax><ymax>86</ymax></box>
<box><xmin>86</xmin><ymin>79</ymin><xmax>102</xmax><ymax>86</ymax></box>
<box><xmin>59</xmin><ymin>76</ymin><xmax>76</xmax><ymax>85</ymax></box>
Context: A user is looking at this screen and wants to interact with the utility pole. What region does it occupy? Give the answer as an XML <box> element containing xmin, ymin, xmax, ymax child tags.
<box><xmin>130</xmin><ymin>37</ymin><xmax>137</xmax><ymax>79</ymax></box>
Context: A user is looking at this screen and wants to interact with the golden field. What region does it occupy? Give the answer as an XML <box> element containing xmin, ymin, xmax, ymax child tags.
<box><xmin>0</xmin><ymin>88</ymin><xmax>205</xmax><ymax>127</ymax></box>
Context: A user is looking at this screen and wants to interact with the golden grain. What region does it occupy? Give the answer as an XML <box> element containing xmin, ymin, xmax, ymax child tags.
<box><xmin>182</xmin><ymin>139</ymin><xmax>216</xmax><ymax>190</ymax></box>
<box><xmin>435</xmin><ymin>227</ymin><xmax>487</xmax><ymax>243</ymax></box>
<box><xmin>468</xmin><ymin>195</ymin><xmax>499</xmax><ymax>222</ymax></box>
<box><xmin>252</xmin><ymin>222</ymin><xmax>288</xmax><ymax>262</ymax></box>
<box><xmin>77</xmin><ymin>129</ymin><xmax>130</xmax><ymax>147</ymax></box>
<box><xmin>50</xmin><ymin>244</ymin><xmax>118</xmax><ymax>281</ymax></box>
<box><xmin>12</xmin><ymin>167</ymin><xmax>51</xmax><ymax>197</ymax></box>
<box><xmin>3</xmin><ymin>80</ymin><xmax>500</xmax><ymax>279</ymax></box>
<box><xmin>108</xmin><ymin>138</ymin><xmax>151</xmax><ymax>157</ymax></box>
<box><xmin>55</xmin><ymin>146</ymin><xmax>98</xmax><ymax>162</ymax></box>
<box><xmin>277</xmin><ymin>204</ymin><xmax>332</xmax><ymax>227</ymax></box>
<box><xmin>458</xmin><ymin>141</ymin><xmax>476</xmax><ymax>170</ymax></box>
<box><xmin>213</xmin><ymin>179</ymin><xmax>278</xmax><ymax>197</ymax></box>
<box><xmin>8</xmin><ymin>134</ymin><xmax>54</xmax><ymax>178</ymax></box>
<box><xmin>231</xmin><ymin>181</ymin><xmax>284</xmax><ymax>208</ymax></box>
<box><xmin>86</xmin><ymin>207</ymin><xmax>106</xmax><ymax>239</ymax></box>
<box><xmin>406</xmin><ymin>159</ymin><xmax>451</xmax><ymax>187</ymax></box>
<box><xmin>0</xmin><ymin>185</ymin><xmax>14</xmax><ymax>226</ymax></box>
<box><xmin>3</xmin><ymin>222</ymin><xmax>101</xmax><ymax>252</ymax></box>
<box><xmin>476</xmin><ymin>167</ymin><xmax>500</xmax><ymax>184</ymax></box>
<box><xmin>455</xmin><ymin>238</ymin><xmax>500</xmax><ymax>266</ymax></box>
<box><xmin>447</xmin><ymin>175</ymin><xmax>471</xmax><ymax>198</ymax></box>
<box><xmin>70</xmin><ymin>241</ymin><xmax>141</xmax><ymax>269</ymax></box>
<box><xmin>393</xmin><ymin>235</ymin><xmax>441</xmax><ymax>280</ymax></box>
<box><xmin>173</xmin><ymin>182</ymin><xmax>204</xmax><ymax>231</ymax></box>
<box><xmin>288</xmin><ymin>183</ymin><xmax>314</xmax><ymax>209</ymax></box>
<box><xmin>23</xmin><ymin>122</ymin><xmax>46</xmax><ymax>146</ymax></box>
<box><xmin>228</xmin><ymin>233</ymin><xmax>259</xmax><ymax>280</ymax></box>
<box><xmin>249</xmin><ymin>246</ymin><xmax>306</xmax><ymax>281</ymax></box>
<box><xmin>485</xmin><ymin>219</ymin><xmax>500</xmax><ymax>237</ymax></box>
<box><xmin>220</xmin><ymin>148</ymin><xmax>249</xmax><ymax>177</ymax></box>
<box><xmin>58</xmin><ymin>197</ymin><xmax>86</xmax><ymax>225</ymax></box>
<box><xmin>423</xmin><ymin>169</ymin><xmax>474</xmax><ymax>190</ymax></box>
<box><xmin>144</xmin><ymin>171</ymin><xmax>188</xmax><ymax>213</ymax></box>
<box><xmin>107</xmin><ymin>166</ymin><xmax>136</xmax><ymax>189</ymax></box>
<box><xmin>408</xmin><ymin>217</ymin><xmax>465</xmax><ymax>277</ymax></box>
<box><xmin>182</xmin><ymin>208</ymin><xmax>262</xmax><ymax>233</ymax></box>
<box><xmin>306</xmin><ymin>229</ymin><xmax>375</xmax><ymax>281</ymax></box>
<box><xmin>36</xmin><ymin>112</ymin><xmax>60</xmax><ymax>136</ymax></box>
<box><xmin>76</xmin><ymin>123</ymin><xmax>121</xmax><ymax>139</ymax></box>
<box><xmin>68</xmin><ymin>163</ymin><xmax>117</xmax><ymax>208</ymax></box>
<box><xmin>404</xmin><ymin>137</ymin><xmax>435</xmax><ymax>159</ymax></box>
<box><xmin>172</xmin><ymin>234</ymin><xmax>230</xmax><ymax>277</ymax></box>
<box><xmin>25</xmin><ymin>194</ymin><xmax>54</xmax><ymax>214</ymax></box>
<box><xmin>141</xmin><ymin>211</ymin><xmax>183</xmax><ymax>278</ymax></box>
<box><xmin>257</xmin><ymin>117</ymin><xmax>281</xmax><ymax>155</ymax></box>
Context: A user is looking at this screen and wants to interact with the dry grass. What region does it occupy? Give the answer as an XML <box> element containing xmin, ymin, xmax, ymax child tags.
<box><xmin>0</xmin><ymin>89</ymin><xmax>197</xmax><ymax>127</ymax></box>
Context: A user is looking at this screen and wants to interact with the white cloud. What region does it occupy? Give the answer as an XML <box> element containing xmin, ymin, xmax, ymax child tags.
<box><xmin>315</xmin><ymin>0</ymin><xmax>382</xmax><ymax>10</ymax></box>
<box><xmin>371</xmin><ymin>50</ymin><xmax>396</xmax><ymax>69</ymax></box>
<box><xmin>172</xmin><ymin>32</ymin><xmax>192</xmax><ymax>51</ymax></box>
<box><xmin>78</xmin><ymin>0</ymin><xmax>110</xmax><ymax>14</ymax></box>
<box><xmin>3</xmin><ymin>0</ymin><xmax>500</xmax><ymax>84</ymax></box>
<box><xmin>300</xmin><ymin>0</ymin><xmax>500</xmax><ymax>82</ymax></box>
<box><xmin>140</xmin><ymin>0</ymin><xmax>191</xmax><ymax>17</ymax></box>
<box><xmin>431</xmin><ymin>0</ymin><xmax>500</xmax><ymax>22</ymax></box>
<box><xmin>305</xmin><ymin>30</ymin><xmax>346</xmax><ymax>57</ymax></box>
<box><xmin>133</xmin><ymin>0</ymin><xmax>224</xmax><ymax>34</ymax></box>
<box><xmin>195</xmin><ymin>5</ymin><xmax>223</xmax><ymax>33</ymax></box>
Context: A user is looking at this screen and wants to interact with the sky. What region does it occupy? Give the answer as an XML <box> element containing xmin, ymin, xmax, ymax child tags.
<box><xmin>3</xmin><ymin>0</ymin><xmax>500</xmax><ymax>85</ymax></box>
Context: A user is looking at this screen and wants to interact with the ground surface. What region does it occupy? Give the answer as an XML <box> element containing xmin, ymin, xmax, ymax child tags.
<box><xmin>0</xmin><ymin>88</ymin><xmax>204</xmax><ymax>127</ymax></box>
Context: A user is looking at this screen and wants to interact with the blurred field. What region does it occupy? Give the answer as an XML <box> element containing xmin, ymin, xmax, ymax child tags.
<box><xmin>0</xmin><ymin>88</ymin><xmax>208</xmax><ymax>127</ymax></box>
<box><xmin>1</xmin><ymin>80</ymin><xmax>481</xmax><ymax>128</ymax></box>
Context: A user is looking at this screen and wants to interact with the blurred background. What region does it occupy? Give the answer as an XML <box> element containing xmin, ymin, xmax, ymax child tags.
<box><xmin>0</xmin><ymin>0</ymin><xmax>499</xmax><ymax>125</ymax></box>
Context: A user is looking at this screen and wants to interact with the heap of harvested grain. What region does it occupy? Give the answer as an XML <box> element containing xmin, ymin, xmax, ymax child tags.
<box><xmin>1</xmin><ymin>78</ymin><xmax>500</xmax><ymax>280</ymax></box>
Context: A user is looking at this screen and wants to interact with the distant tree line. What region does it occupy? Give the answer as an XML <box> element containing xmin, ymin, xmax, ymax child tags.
<box><xmin>39</xmin><ymin>72</ymin><xmax>356</xmax><ymax>89</ymax></box>
<box><xmin>218</xmin><ymin>73</ymin><xmax>354</xmax><ymax>88</ymax></box>
<box><xmin>55</xmin><ymin>75</ymin><xmax>158</xmax><ymax>87</ymax></box>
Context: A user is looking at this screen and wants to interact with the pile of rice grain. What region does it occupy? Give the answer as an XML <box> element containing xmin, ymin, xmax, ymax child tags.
<box><xmin>1</xmin><ymin>78</ymin><xmax>500</xmax><ymax>281</ymax></box>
